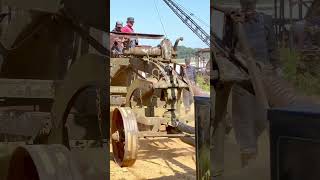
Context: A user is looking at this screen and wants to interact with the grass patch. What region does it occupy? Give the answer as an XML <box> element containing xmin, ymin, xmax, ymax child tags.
<box><xmin>196</xmin><ymin>75</ymin><xmax>210</xmax><ymax>92</ymax></box>
<box><xmin>280</xmin><ymin>48</ymin><xmax>320</xmax><ymax>96</ymax></box>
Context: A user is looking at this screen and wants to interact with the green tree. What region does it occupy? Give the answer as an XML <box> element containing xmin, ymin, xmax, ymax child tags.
<box><xmin>176</xmin><ymin>46</ymin><xmax>197</xmax><ymax>59</ymax></box>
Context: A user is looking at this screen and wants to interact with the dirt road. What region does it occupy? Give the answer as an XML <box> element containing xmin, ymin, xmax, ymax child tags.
<box><xmin>110</xmin><ymin>89</ymin><xmax>213</xmax><ymax>180</ymax></box>
<box><xmin>110</xmin><ymin>138</ymin><xmax>196</xmax><ymax>180</ymax></box>
<box><xmin>222</xmin><ymin>131</ymin><xmax>270</xmax><ymax>180</ymax></box>
<box><xmin>110</xmin><ymin>105</ymin><xmax>196</xmax><ymax>180</ymax></box>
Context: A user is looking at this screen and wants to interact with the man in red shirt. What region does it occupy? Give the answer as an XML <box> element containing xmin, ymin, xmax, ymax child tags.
<box><xmin>121</xmin><ymin>17</ymin><xmax>135</xmax><ymax>33</ymax></box>
<box><xmin>121</xmin><ymin>17</ymin><xmax>138</xmax><ymax>47</ymax></box>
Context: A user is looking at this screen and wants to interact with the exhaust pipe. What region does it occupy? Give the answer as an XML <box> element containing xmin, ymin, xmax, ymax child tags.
<box><xmin>173</xmin><ymin>37</ymin><xmax>183</xmax><ymax>51</ymax></box>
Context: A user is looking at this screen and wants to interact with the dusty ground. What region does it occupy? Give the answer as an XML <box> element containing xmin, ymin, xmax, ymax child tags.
<box><xmin>110</xmin><ymin>105</ymin><xmax>196</xmax><ymax>180</ymax></box>
<box><xmin>110</xmin><ymin>138</ymin><xmax>196</xmax><ymax>180</ymax></box>
<box><xmin>222</xmin><ymin>131</ymin><xmax>270</xmax><ymax>180</ymax></box>
<box><xmin>110</xmin><ymin>91</ymin><xmax>271</xmax><ymax>180</ymax></box>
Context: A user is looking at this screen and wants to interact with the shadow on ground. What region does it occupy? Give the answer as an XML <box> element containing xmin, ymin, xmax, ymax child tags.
<box><xmin>110</xmin><ymin>138</ymin><xmax>196</xmax><ymax>180</ymax></box>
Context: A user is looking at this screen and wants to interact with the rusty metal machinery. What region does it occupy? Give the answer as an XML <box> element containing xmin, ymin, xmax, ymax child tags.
<box><xmin>0</xmin><ymin>1</ymin><xmax>110</xmax><ymax>179</ymax></box>
<box><xmin>209</xmin><ymin>4</ymin><xmax>320</xmax><ymax>178</ymax></box>
<box><xmin>111</xmin><ymin>107</ymin><xmax>138</xmax><ymax>167</ymax></box>
<box><xmin>110</xmin><ymin>32</ymin><xmax>197</xmax><ymax>167</ymax></box>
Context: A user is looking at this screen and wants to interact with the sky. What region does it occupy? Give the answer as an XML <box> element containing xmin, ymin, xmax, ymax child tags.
<box><xmin>110</xmin><ymin>0</ymin><xmax>210</xmax><ymax>49</ymax></box>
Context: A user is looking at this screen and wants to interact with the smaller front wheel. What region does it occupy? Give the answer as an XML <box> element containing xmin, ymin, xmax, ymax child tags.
<box><xmin>111</xmin><ymin>107</ymin><xmax>139</xmax><ymax>167</ymax></box>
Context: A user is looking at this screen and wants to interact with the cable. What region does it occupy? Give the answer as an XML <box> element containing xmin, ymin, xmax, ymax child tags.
<box><xmin>174</xmin><ymin>0</ymin><xmax>210</xmax><ymax>28</ymax></box>
<box><xmin>154</xmin><ymin>0</ymin><xmax>168</xmax><ymax>37</ymax></box>
<box><xmin>162</xmin><ymin>0</ymin><xmax>210</xmax><ymax>46</ymax></box>
<box><xmin>177</xmin><ymin>1</ymin><xmax>210</xmax><ymax>28</ymax></box>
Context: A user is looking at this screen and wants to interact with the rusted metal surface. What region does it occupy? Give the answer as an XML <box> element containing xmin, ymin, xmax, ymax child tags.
<box><xmin>0</xmin><ymin>14</ymin><xmax>74</xmax><ymax>80</ymax></box>
<box><xmin>175</xmin><ymin>120</ymin><xmax>195</xmax><ymax>134</ymax></box>
<box><xmin>110</xmin><ymin>32</ymin><xmax>164</xmax><ymax>39</ymax></box>
<box><xmin>123</xmin><ymin>46</ymin><xmax>162</xmax><ymax>57</ymax></box>
<box><xmin>49</xmin><ymin>54</ymin><xmax>108</xmax><ymax>147</ymax></box>
<box><xmin>64</xmin><ymin>18</ymin><xmax>108</xmax><ymax>56</ymax></box>
<box><xmin>110</xmin><ymin>86</ymin><xmax>127</xmax><ymax>94</ymax></box>
<box><xmin>0</xmin><ymin>8</ymin><xmax>31</xmax><ymax>49</ymax></box>
<box><xmin>2</xmin><ymin>144</ymin><xmax>108</xmax><ymax>179</ymax></box>
<box><xmin>0</xmin><ymin>144</ymin><xmax>20</xmax><ymax>179</ymax></box>
<box><xmin>0</xmin><ymin>111</ymin><xmax>50</xmax><ymax>137</ymax></box>
<box><xmin>134</xmin><ymin>113</ymin><xmax>164</xmax><ymax>127</ymax></box>
<box><xmin>111</xmin><ymin>107</ymin><xmax>139</xmax><ymax>167</ymax></box>
<box><xmin>173</xmin><ymin>37</ymin><xmax>183</xmax><ymax>51</ymax></box>
<box><xmin>63</xmin><ymin>0</ymin><xmax>107</xmax><ymax>32</ymax></box>
<box><xmin>6</xmin><ymin>144</ymin><xmax>83</xmax><ymax>180</ymax></box>
<box><xmin>110</xmin><ymin>96</ymin><xmax>126</xmax><ymax>106</ymax></box>
<box><xmin>160</xmin><ymin>38</ymin><xmax>174</xmax><ymax>60</ymax></box>
<box><xmin>0</xmin><ymin>2</ymin><xmax>110</xmax><ymax>180</ymax></box>
<box><xmin>110</xmin><ymin>31</ymin><xmax>193</xmax><ymax>167</ymax></box>
<box><xmin>125</xmin><ymin>78</ymin><xmax>154</xmax><ymax>107</ymax></box>
<box><xmin>214</xmin><ymin>56</ymin><xmax>249</xmax><ymax>83</ymax></box>
<box><xmin>110</xmin><ymin>58</ymin><xmax>131</xmax><ymax>84</ymax></box>
<box><xmin>0</xmin><ymin>79</ymin><xmax>56</xmax><ymax>99</ymax></box>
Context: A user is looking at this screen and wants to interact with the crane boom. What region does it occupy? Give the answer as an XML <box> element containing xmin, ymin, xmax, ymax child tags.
<box><xmin>162</xmin><ymin>0</ymin><xmax>210</xmax><ymax>47</ymax></box>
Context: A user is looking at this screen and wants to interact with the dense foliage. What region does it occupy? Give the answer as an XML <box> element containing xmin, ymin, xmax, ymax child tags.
<box><xmin>196</xmin><ymin>75</ymin><xmax>210</xmax><ymax>92</ymax></box>
<box><xmin>176</xmin><ymin>46</ymin><xmax>198</xmax><ymax>59</ymax></box>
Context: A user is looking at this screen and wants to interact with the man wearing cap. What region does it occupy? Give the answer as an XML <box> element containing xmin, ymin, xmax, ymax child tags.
<box><xmin>111</xmin><ymin>21</ymin><xmax>125</xmax><ymax>55</ymax></box>
<box><xmin>121</xmin><ymin>17</ymin><xmax>135</xmax><ymax>33</ymax></box>
<box><xmin>112</xmin><ymin>21</ymin><xmax>123</xmax><ymax>32</ymax></box>
<box><xmin>121</xmin><ymin>17</ymin><xmax>138</xmax><ymax>47</ymax></box>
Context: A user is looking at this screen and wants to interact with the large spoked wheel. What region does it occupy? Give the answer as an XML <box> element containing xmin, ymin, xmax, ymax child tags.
<box><xmin>111</xmin><ymin>107</ymin><xmax>139</xmax><ymax>167</ymax></box>
<box><xmin>48</xmin><ymin>54</ymin><xmax>108</xmax><ymax>147</ymax></box>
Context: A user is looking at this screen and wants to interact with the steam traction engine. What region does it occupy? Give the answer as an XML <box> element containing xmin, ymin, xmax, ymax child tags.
<box><xmin>110</xmin><ymin>32</ymin><xmax>195</xmax><ymax>167</ymax></box>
